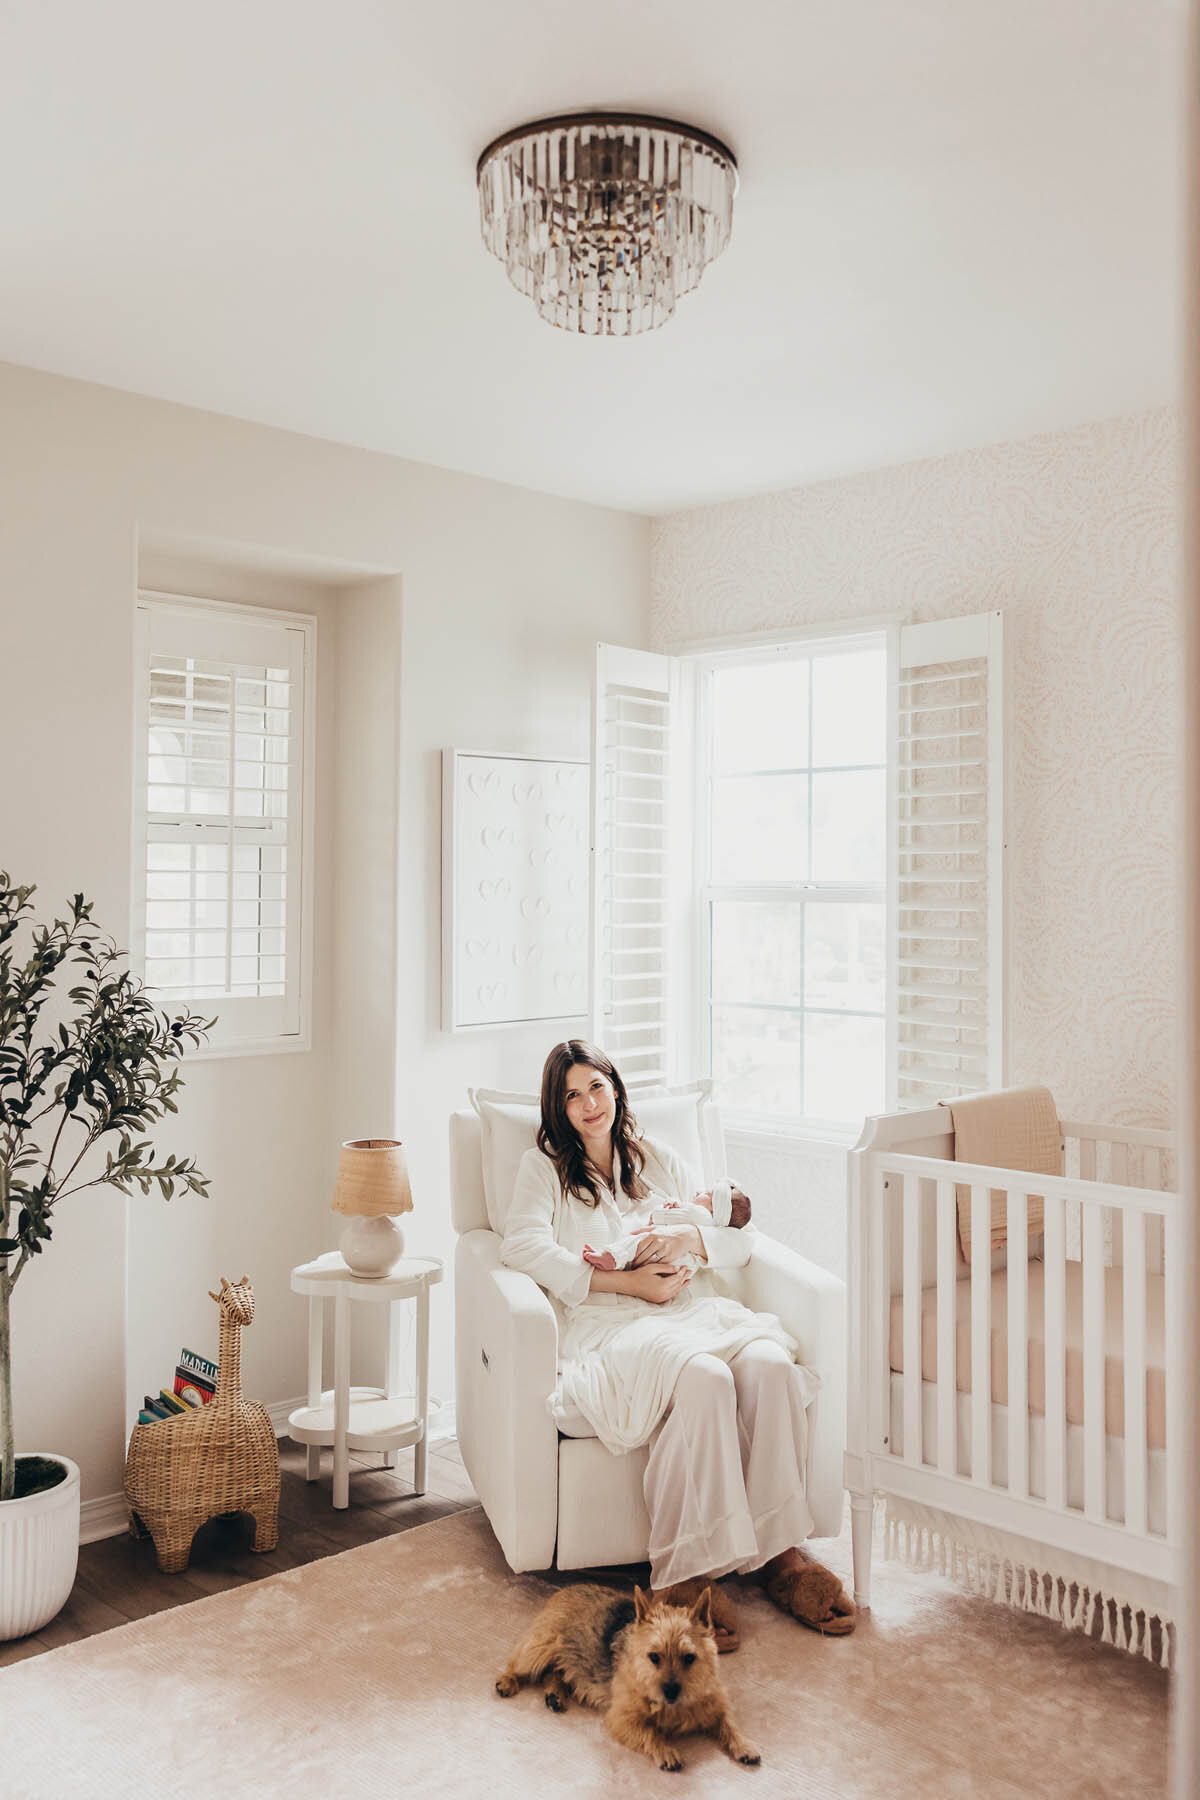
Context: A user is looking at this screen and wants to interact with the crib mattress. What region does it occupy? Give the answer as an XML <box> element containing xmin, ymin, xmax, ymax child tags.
<box><xmin>888</xmin><ymin>1260</ymin><xmax>1165</xmax><ymax>1448</ymax></box>
<box><xmin>887</xmin><ymin>1376</ymin><xmax>1168</xmax><ymax>1536</ymax></box>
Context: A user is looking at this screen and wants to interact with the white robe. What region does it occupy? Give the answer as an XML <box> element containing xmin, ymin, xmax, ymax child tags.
<box><xmin>500</xmin><ymin>1136</ymin><xmax>805</xmax><ymax>1455</ymax></box>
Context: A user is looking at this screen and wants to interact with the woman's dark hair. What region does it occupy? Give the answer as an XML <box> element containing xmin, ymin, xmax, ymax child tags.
<box><xmin>537</xmin><ymin>1039</ymin><xmax>648</xmax><ymax>1210</ymax></box>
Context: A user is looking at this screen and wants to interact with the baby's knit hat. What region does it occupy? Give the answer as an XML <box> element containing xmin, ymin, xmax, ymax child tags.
<box><xmin>711</xmin><ymin>1179</ymin><xmax>733</xmax><ymax>1227</ymax></box>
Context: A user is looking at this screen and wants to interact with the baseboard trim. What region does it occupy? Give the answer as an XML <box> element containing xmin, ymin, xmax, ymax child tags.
<box><xmin>80</xmin><ymin>1491</ymin><xmax>130</xmax><ymax>1545</ymax></box>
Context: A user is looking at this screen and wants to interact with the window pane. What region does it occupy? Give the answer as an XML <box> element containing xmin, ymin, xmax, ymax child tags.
<box><xmin>711</xmin><ymin>775</ymin><xmax>807</xmax><ymax>882</ymax></box>
<box><xmin>803</xmin><ymin>1012</ymin><xmax>885</xmax><ymax>1122</ymax></box>
<box><xmin>804</xmin><ymin>903</ymin><xmax>885</xmax><ymax>1011</ymax></box>
<box><xmin>711</xmin><ymin>662</ymin><xmax>808</xmax><ymax>774</ymax></box>
<box><xmin>711</xmin><ymin>902</ymin><xmax>803</xmax><ymax>1007</ymax></box>
<box><xmin>811</xmin><ymin>770</ymin><xmax>886</xmax><ymax>881</ymax></box>
<box><xmin>811</xmin><ymin>647</ymin><xmax>887</xmax><ymax>767</ymax></box>
<box><xmin>712</xmin><ymin>1005</ymin><xmax>803</xmax><ymax>1113</ymax></box>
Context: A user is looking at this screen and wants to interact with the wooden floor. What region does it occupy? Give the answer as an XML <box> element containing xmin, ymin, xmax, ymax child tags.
<box><xmin>0</xmin><ymin>1436</ymin><xmax>479</xmax><ymax>1668</ymax></box>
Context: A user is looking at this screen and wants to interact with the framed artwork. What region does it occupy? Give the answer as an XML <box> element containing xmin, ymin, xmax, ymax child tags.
<box><xmin>441</xmin><ymin>749</ymin><xmax>590</xmax><ymax>1031</ymax></box>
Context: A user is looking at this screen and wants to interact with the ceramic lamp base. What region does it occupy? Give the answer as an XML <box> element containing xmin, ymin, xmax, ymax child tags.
<box><xmin>339</xmin><ymin>1214</ymin><xmax>405</xmax><ymax>1278</ymax></box>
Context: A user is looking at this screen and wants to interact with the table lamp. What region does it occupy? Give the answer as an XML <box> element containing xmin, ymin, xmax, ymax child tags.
<box><xmin>331</xmin><ymin>1138</ymin><xmax>413</xmax><ymax>1278</ymax></box>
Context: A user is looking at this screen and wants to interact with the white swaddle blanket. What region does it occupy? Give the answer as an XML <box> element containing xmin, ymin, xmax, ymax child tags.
<box><xmin>553</xmin><ymin>1287</ymin><xmax>808</xmax><ymax>1453</ymax></box>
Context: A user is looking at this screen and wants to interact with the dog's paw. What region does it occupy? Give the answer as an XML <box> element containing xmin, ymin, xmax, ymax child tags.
<box><xmin>658</xmin><ymin>1750</ymin><xmax>684</xmax><ymax>1772</ymax></box>
<box><xmin>545</xmin><ymin>1691</ymin><xmax>565</xmax><ymax>1712</ymax></box>
<box><xmin>495</xmin><ymin>1674</ymin><xmax>519</xmax><ymax>1698</ymax></box>
<box><xmin>736</xmin><ymin>1743</ymin><xmax>762</xmax><ymax>1766</ymax></box>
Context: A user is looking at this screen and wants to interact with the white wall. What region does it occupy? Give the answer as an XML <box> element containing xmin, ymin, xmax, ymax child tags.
<box><xmin>653</xmin><ymin>409</ymin><xmax>1180</xmax><ymax>1270</ymax></box>
<box><xmin>0</xmin><ymin>359</ymin><xmax>650</xmax><ymax>1502</ymax></box>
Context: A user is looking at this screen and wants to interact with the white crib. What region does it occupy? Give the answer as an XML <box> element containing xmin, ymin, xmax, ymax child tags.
<box><xmin>845</xmin><ymin>1107</ymin><xmax>1180</xmax><ymax>1664</ymax></box>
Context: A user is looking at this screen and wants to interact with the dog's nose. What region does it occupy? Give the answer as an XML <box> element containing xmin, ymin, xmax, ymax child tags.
<box><xmin>662</xmin><ymin>1680</ymin><xmax>681</xmax><ymax>1703</ymax></box>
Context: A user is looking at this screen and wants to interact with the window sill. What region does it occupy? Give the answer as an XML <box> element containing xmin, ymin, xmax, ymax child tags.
<box><xmin>187</xmin><ymin>1032</ymin><xmax>312</xmax><ymax>1063</ymax></box>
<box><xmin>723</xmin><ymin>1118</ymin><xmax>862</xmax><ymax>1154</ymax></box>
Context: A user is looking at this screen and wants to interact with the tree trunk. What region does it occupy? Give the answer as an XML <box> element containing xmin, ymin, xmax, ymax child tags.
<box><xmin>0</xmin><ymin>1272</ymin><xmax>12</xmax><ymax>1502</ymax></box>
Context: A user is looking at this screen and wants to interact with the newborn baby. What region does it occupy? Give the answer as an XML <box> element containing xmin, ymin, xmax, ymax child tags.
<box><xmin>582</xmin><ymin>1180</ymin><xmax>751</xmax><ymax>1273</ymax></box>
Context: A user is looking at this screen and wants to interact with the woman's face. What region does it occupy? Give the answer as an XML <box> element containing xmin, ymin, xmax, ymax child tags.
<box><xmin>562</xmin><ymin>1062</ymin><xmax>616</xmax><ymax>1150</ymax></box>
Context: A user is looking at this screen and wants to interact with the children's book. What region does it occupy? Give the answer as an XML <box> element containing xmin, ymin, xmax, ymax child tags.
<box><xmin>158</xmin><ymin>1388</ymin><xmax>189</xmax><ymax>1416</ymax></box>
<box><xmin>175</xmin><ymin>1347</ymin><xmax>217</xmax><ymax>1404</ymax></box>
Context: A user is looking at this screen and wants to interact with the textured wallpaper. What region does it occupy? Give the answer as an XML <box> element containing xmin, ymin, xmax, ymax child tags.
<box><xmin>653</xmin><ymin>410</ymin><xmax>1180</xmax><ymax>1132</ymax></box>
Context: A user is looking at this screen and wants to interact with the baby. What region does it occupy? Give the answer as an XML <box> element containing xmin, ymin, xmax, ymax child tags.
<box><xmin>583</xmin><ymin>1180</ymin><xmax>752</xmax><ymax>1273</ymax></box>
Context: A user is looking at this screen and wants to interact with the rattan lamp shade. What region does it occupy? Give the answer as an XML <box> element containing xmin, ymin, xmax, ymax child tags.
<box><xmin>331</xmin><ymin>1139</ymin><xmax>413</xmax><ymax>1278</ymax></box>
<box><xmin>331</xmin><ymin>1139</ymin><xmax>413</xmax><ymax>1218</ymax></box>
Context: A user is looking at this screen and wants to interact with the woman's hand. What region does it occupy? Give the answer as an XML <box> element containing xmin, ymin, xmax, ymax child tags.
<box><xmin>631</xmin><ymin>1223</ymin><xmax>705</xmax><ymax>1266</ymax></box>
<box><xmin>624</xmin><ymin>1263</ymin><xmax>692</xmax><ymax>1304</ymax></box>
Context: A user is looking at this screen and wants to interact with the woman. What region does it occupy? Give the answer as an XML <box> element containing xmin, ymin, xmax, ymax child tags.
<box><xmin>500</xmin><ymin>1039</ymin><xmax>854</xmax><ymax>1634</ymax></box>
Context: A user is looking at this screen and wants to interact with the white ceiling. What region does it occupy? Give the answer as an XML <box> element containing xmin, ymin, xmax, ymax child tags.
<box><xmin>0</xmin><ymin>1</ymin><xmax>1182</xmax><ymax>514</ymax></box>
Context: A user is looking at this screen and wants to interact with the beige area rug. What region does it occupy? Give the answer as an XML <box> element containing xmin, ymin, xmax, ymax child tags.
<box><xmin>3</xmin><ymin>1506</ymin><xmax>1166</xmax><ymax>1800</ymax></box>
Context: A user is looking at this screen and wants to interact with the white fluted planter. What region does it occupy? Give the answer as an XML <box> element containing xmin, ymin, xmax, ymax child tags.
<box><xmin>0</xmin><ymin>1454</ymin><xmax>80</xmax><ymax>1640</ymax></box>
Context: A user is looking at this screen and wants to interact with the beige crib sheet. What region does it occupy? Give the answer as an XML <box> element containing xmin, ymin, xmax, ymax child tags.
<box><xmin>888</xmin><ymin>1261</ymin><xmax>1166</xmax><ymax>1448</ymax></box>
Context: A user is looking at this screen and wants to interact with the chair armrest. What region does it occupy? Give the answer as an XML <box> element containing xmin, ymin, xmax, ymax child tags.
<box><xmin>717</xmin><ymin>1234</ymin><xmax>847</xmax><ymax>1540</ymax></box>
<box><xmin>454</xmin><ymin>1229</ymin><xmax>560</xmax><ymax>1572</ymax></box>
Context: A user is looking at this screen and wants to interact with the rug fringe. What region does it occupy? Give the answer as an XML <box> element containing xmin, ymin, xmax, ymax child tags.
<box><xmin>878</xmin><ymin>1496</ymin><xmax>1173</xmax><ymax>1669</ymax></box>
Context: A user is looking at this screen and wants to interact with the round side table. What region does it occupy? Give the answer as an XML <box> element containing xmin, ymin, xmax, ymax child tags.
<box><xmin>288</xmin><ymin>1251</ymin><xmax>444</xmax><ymax>1510</ymax></box>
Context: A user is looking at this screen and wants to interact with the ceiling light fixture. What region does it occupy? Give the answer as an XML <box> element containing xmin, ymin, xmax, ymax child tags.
<box><xmin>476</xmin><ymin>112</ymin><xmax>738</xmax><ymax>337</ymax></box>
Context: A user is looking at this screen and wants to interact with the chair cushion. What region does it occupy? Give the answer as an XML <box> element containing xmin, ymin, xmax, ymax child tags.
<box><xmin>469</xmin><ymin>1083</ymin><xmax>724</xmax><ymax>1235</ymax></box>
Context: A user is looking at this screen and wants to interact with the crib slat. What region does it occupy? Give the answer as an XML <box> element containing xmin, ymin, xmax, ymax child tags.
<box><xmin>1043</xmin><ymin>1191</ymin><xmax>1067</xmax><ymax>1511</ymax></box>
<box><xmin>1108</xmin><ymin>1143</ymin><xmax>1126</xmax><ymax>1266</ymax></box>
<box><xmin>1144</xmin><ymin>1149</ymin><xmax>1165</xmax><ymax>1276</ymax></box>
<box><xmin>1123</xmin><ymin>1210</ymin><xmax>1147</xmax><ymax>1536</ymax></box>
<box><xmin>936</xmin><ymin>1178</ymin><xmax>957</xmax><ymax>1476</ymax></box>
<box><xmin>1164</xmin><ymin>1211</ymin><xmax>1178</xmax><ymax>1541</ymax></box>
<box><xmin>1082</xmin><ymin>1201</ymin><xmax>1106</xmax><ymax>1520</ymax></box>
<box><xmin>1079</xmin><ymin>1135</ymin><xmax>1096</xmax><ymax>1182</ymax></box>
<box><xmin>971</xmin><ymin>1183</ymin><xmax>991</xmax><ymax>1487</ymax></box>
<box><xmin>903</xmin><ymin>1175</ymin><xmax>922</xmax><ymax>1467</ymax></box>
<box><xmin>1007</xmin><ymin>1190</ymin><xmax>1029</xmax><ymax>1499</ymax></box>
<box><xmin>874</xmin><ymin>1169</ymin><xmax>891</xmax><ymax>1456</ymax></box>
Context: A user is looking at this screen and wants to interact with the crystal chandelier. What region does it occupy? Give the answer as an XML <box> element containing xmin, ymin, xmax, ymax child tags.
<box><xmin>476</xmin><ymin>112</ymin><xmax>738</xmax><ymax>337</ymax></box>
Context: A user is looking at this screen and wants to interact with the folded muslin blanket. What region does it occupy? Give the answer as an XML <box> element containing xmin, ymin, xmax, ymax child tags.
<box><xmin>940</xmin><ymin>1085</ymin><xmax>1061</xmax><ymax>1256</ymax></box>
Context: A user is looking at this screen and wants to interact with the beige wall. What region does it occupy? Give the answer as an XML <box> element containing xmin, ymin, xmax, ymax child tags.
<box><xmin>0</xmin><ymin>360</ymin><xmax>650</xmax><ymax>1503</ymax></box>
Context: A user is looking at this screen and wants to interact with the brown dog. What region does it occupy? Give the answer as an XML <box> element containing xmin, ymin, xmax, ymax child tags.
<box><xmin>496</xmin><ymin>1582</ymin><xmax>761</xmax><ymax>1772</ymax></box>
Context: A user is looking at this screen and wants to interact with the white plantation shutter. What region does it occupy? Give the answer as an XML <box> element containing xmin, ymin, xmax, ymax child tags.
<box><xmin>132</xmin><ymin>595</ymin><xmax>313</xmax><ymax>1052</ymax></box>
<box><xmin>590</xmin><ymin>644</ymin><xmax>680</xmax><ymax>1092</ymax></box>
<box><xmin>891</xmin><ymin>610</ymin><xmax>1005</xmax><ymax>1106</ymax></box>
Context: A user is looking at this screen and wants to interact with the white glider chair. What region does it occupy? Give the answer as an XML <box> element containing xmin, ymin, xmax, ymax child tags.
<box><xmin>452</xmin><ymin>1086</ymin><xmax>846</xmax><ymax>1574</ymax></box>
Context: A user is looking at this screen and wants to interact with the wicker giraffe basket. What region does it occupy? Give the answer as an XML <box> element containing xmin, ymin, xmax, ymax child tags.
<box><xmin>124</xmin><ymin>1274</ymin><xmax>281</xmax><ymax>1573</ymax></box>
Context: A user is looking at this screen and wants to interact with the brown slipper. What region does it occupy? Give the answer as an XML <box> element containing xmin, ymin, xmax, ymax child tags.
<box><xmin>651</xmin><ymin>1577</ymin><xmax>741</xmax><ymax>1653</ymax></box>
<box><xmin>759</xmin><ymin>1548</ymin><xmax>857</xmax><ymax>1636</ymax></box>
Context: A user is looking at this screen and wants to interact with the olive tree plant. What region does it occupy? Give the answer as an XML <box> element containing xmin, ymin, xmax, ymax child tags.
<box><xmin>0</xmin><ymin>872</ymin><xmax>211</xmax><ymax>1501</ymax></box>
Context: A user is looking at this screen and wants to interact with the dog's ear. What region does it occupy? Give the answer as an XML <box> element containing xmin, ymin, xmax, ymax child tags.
<box><xmin>689</xmin><ymin>1585</ymin><xmax>714</xmax><ymax>1631</ymax></box>
<box><xmin>634</xmin><ymin>1586</ymin><xmax>653</xmax><ymax>1622</ymax></box>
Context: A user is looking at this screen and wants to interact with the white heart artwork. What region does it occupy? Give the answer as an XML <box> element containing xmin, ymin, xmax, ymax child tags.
<box><xmin>447</xmin><ymin>752</ymin><xmax>589</xmax><ymax>1030</ymax></box>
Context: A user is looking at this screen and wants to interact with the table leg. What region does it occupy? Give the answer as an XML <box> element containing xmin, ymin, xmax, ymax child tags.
<box><xmin>383</xmin><ymin>1297</ymin><xmax>403</xmax><ymax>1471</ymax></box>
<box><xmin>306</xmin><ymin>1295</ymin><xmax>323</xmax><ymax>1482</ymax></box>
<box><xmin>414</xmin><ymin>1283</ymin><xmax>430</xmax><ymax>1496</ymax></box>
<box><xmin>333</xmin><ymin>1290</ymin><xmax>350</xmax><ymax>1509</ymax></box>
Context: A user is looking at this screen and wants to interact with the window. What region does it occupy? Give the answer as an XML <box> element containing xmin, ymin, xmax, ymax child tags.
<box><xmin>591</xmin><ymin>612</ymin><xmax>1004</xmax><ymax>1130</ymax></box>
<box><xmin>132</xmin><ymin>594</ymin><xmax>315</xmax><ymax>1055</ymax></box>
<box><xmin>701</xmin><ymin>638</ymin><xmax>887</xmax><ymax>1127</ymax></box>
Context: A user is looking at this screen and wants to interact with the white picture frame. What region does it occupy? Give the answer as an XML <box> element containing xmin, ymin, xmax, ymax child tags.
<box><xmin>441</xmin><ymin>749</ymin><xmax>590</xmax><ymax>1031</ymax></box>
